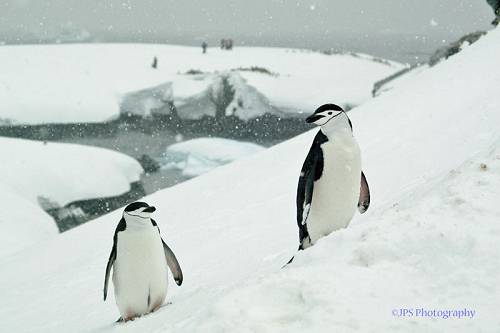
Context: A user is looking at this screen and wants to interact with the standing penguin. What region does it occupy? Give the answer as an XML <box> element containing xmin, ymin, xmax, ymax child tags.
<box><xmin>292</xmin><ymin>104</ymin><xmax>370</xmax><ymax>257</ymax></box>
<box><xmin>103</xmin><ymin>202</ymin><xmax>183</xmax><ymax>322</ymax></box>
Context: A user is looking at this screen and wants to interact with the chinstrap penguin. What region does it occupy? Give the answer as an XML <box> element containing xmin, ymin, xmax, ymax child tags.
<box><xmin>103</xmin><ymin>202</ymin><xmax>183</xmax><ymax>322</ymax></box>
<box><xmin>289</xmin><ymin>104</ymin><xmax>370</xmax><ymax>263</ymax></box>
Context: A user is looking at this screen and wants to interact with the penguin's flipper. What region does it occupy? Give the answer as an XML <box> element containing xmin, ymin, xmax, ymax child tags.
<box><xmin>150</xmin><ymin>219</ymin><xmax>183</xmax><ymax>286</ymax></box>
<box><xmin>358</xmin><ymin>171</ymin><xmax>370</xmax><ymax>213</ymax></box>
<box><xmin>162</xmin><ymin>239</ymin><xmax>183</xmax><ymax>286</ymax></box>
<box><xmin>104</xmin><ymin>218</ymin><xmax>126</xmax><ymax>301</ymax></box>
<box><xmin>103</xmin><ymin>245</ymin><xmax>116</xmax><ymax>301</ymax></box>
<box><xmin>296</xmin><ymin>131</ymin><xmax>327</xmax><ymax>245</ymax></box>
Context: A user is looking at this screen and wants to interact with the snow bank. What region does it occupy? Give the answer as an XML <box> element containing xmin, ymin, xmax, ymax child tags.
<box><xmin>120</xmin><ymin>82</ymin><xmax>173</xmax><ymax>117</ymax></box>
<box><xmin>0</xmin><ymin>137</ymin><xmax>143</xmax><ymax>206</ymax></box>
<box><xmin>161</xmin><ymin>137</ymin><xmax>265</xmax><ymax>177</ymax></box>
<box><xmin>0</xmin><ymin>44</ymin><xmax>402</xmax><ymax>124</ymax></box>
<box><xmin>0</xmin><ymin>137</ymin><xmax>143</xmax><ymax>257</ymax></box>
<box><xmin>0</xmin><ymin>29</ymin><xmax>499</xmax><ymax>332</ymax></box>
<box><xmin>168</xmin><ymin>71</ymin><xmax>278</xmax><ymax>121</ymax></box>
<box><xmin>0</xmin><ymin>183</ymin><xmax>57</xmax><ymax>258</ymax></box>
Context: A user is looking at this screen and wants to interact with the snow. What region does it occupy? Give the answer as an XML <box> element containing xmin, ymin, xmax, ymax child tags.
<box><xmin>171</xmin><ymin>71</ymin><xmax>279</xmax><ymax>120</ymax></box>
<box><xmin>373</xmin><ymin>64</ymin><xmax>429</xmax><ymax>97</ymax></box>
<box><xmin>161</xmin><ymin>138</ymin><xmax>265</xmax><ymax>177</ymax></box>
<box><xmin>0</xmin><ymin>44</ymin><xmax>402</xmax><ymax>124</ymax></box>
<box><xmin>0</xmin><ymin>183</ymin><xmax>57</xmax><ymax>258</ymax></box>
<box><xmin>0</xmin><ymin>137</ymin><xmax>143</xmax><ymax>206</ymax></box>
<box><xmin>0</xmin><ymin>137</ymin><xmax>143</xmax><ymax>257</ymax></box>
<box><xmin>0</xmin><ymin>28</ymin><xmax>499</xmax><ymax>332</ymax></box>
<box><xmin>188</xmin><ymin>143</ymin><xmax>500</xmax><ymax>332</ymax></box>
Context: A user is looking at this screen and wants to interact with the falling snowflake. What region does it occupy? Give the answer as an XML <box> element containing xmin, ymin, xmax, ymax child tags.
<box><xmin>309</xmin><ymin>4</ymin><xmax>316</xmax><ymax>11</ymax></box>
<box><xmin>430</xmin><ymin>19</ymin><xmax>438</xmax><ymax>27</ymax></box>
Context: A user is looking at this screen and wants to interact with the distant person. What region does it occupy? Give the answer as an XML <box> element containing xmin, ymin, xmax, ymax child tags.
<box><xmin>152</xmin><ymin>56</ymin><xmax>158</xmax><ymax>69</ymax></box>
<box><xmin>202</xmin><ymin>41</ymin><xmax>208</xmax><ymax>54</ymax></box>
<box><xmin>487</xmin><ymin>0</ymin><xmax>500</xmax><ymax>25</ymax></box>
<box><xmin>219</xmin><ymin>38</ymin><xmax>234</xmax><ymax>50</ymax></box>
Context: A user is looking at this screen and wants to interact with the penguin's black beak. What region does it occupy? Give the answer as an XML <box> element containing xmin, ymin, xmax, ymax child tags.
<box><xmin>143</xmin><ymin>206</ymin><xmax>156</xmax><ymax>213</ymax></box>
<box><xmin>306</xmin><ymin>114</ymin><xmax>323</xmax><ymax>123</ymax></box>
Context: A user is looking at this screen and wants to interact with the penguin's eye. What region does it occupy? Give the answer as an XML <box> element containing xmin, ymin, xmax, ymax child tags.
<box><xmin>328</xmin><ymin>112</ymin><xmax>333</xmax><ymax>115</ymax></box>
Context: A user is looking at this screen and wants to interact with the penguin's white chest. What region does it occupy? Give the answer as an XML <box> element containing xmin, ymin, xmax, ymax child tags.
<box><xmin>307</xmin><ymin>132</ymin><xmax>361</xmax><ymax>243</ymax></box>
<box><xmin>113</xmin><ymin>225</ymin><xmax>168</xmax><ymax>318</ymax></box>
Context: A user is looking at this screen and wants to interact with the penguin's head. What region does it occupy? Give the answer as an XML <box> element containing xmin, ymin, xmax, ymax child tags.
<box><xmin>123</xmin><ymin>201</ymin><xmax>156</xmax><ymax>220</ymax></box>
<box><xmin>306</xmin><ymin>104</ymin><xmax>345</xmax><ymax>126</ymax></box>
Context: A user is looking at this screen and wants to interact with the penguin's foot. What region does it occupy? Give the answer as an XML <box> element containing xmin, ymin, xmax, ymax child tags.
<box><xmin>151</xmin><ymin>304</ymin><xmax>162</xmax><ymax>313</ymax></box>
<box><xmin>151</xmin><ymin>299</ymin><xmax>167</xmax><ymax>313</ymax></box>
<box><xmin>123</xmin><ymin>312</ymin><xmax>138</xmax><ymax>322</ymax></box>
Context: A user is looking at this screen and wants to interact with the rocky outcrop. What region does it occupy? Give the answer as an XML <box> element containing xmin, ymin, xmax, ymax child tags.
<box><xmin>372</xmin><ymin>31</ymin><xmax>487</xmax><ymax>97</ymax></box>
<box><xmin>44</xmin><ymin>182</ymin><xmax>146</xmax><ymax>232</ymax></box>
<box><xmin>120</xmin><ymin>71</ymin><xmax>280</xmax><ymax>121</ymax></box>
<box><xmin>428</xmin><ymin>31</ymin><xmax>486</xmax><ymax>66</ymax></box>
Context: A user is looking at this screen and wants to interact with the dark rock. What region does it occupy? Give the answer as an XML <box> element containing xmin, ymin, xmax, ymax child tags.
<box><xmin>372</xmin><ymin>31</ymin><xmax>487</xmax><ymax>98</ymax></box>
<box><xmin>47</xmin><ymin>181</ymin><xmax>146</xmax><ymax>232</ymax></box>
<box><xmin>184</xmin><ymin>69</ymin><xmax>205</xmax><ymax>75</ymax></box>
<box><xmin>233</xmin><ymin>66</ymin><xmax>277</xmax><ymax>76</ymax></box>
<box><xmin>428</xmin><ymin>31</ymin><xmax>486</xmax><ymax>66</ymax></box>
<box><xmin>138</xmin><ymin>154</ymin><xmax>160</xmax><ymax>173</ymax></box>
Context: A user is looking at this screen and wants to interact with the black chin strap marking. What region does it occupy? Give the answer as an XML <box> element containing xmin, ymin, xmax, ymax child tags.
<box><xmin>320</xmin><ymin>111</ymin><xmax>344</xmax><ymax>126</ymax></box>
<box><xmin>125</xmin><ymin>212</ymin><xmax>150</xmax><ymax>219</ymax></box>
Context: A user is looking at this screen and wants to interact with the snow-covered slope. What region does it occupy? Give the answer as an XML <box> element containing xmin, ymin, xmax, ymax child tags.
<box><xmin>372</xmin><ymin>64</ymin><xmax>429</xmax><ymax>97</ymax></box>
<box><xmin>188</xmin><ymin>142</ymin><xmax>500</xmax><ymax>332</ymax></box>
<box><xmin>0</xmin><ymin>28</ymin><xmax>499</xmax><ymax>332</ymax></box>
<box><xmin>0</xmin><ymin>44</ymin><xmax>402</xmax><ymax>124</ymax></box>
<box><xmin>0</xmin><ymin>137</ymin><xmax>143</xmax><ymax>257</ymax></box>
<box><xmin>0</xmin><ymin>183</ymin><xmax>57</xmax><ymax>258</ymax></box>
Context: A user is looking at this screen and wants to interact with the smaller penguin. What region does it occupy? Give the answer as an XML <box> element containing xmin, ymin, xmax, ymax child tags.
<box><xmin>288</xmin><ymin>104</ymin><xmax>370</xmax><ymax>263</ymax></box>
<box><xmin>103</xmin><ymin>202</ymin><xmax>183</xmax><ymax>322</ymax></box>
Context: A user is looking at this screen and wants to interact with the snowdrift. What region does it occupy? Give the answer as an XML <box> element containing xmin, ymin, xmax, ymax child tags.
<box><xmin>161</xmin><ymin>137</ymin><xmax>265</xmax><ymax>177</ymax></box>
<box><xmin>173</xmin><ymin>71</ymin><xmax>280</xmax><ymax>121</ymax></box>
<box><xmin>0</xmin><ymin>44</ymin><xmax>402</xmax><ymax>124</ymax></box>
<box><xmin>0</xmin><ymin>137</ymin><xmax>143</xmax><ymax>257</ymax></box>
<box><xmin>0</xmin><ymin>28</ymin><xmax>499</xmax><ymax>332</ymax></box>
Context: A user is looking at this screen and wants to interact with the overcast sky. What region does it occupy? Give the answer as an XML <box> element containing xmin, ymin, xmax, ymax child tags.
<box><xmin>0</xmin><ymin>0</ymin><xmax>495</xmax><ymax>62</ymax></box>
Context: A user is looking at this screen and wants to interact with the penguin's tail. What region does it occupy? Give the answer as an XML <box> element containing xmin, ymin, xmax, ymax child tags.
<box><xmin>281</xmin><ymin>245</ymin><xmax>303</xmax><ymax>268</ymax></box>
<box><xmin>282</xmin><ymin>256</ymin><xmax>295</xmax><ymax>268</ymax></box>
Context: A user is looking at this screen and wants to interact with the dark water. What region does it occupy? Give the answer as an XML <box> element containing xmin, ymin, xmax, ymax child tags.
<box><xmin>3</xmin><ymin>31</ymin><xmax>451</xmax><ymax>65</ymax></box>
<box><xmin>60</xmin><ymin>131</ymin><xmax>187</xmax><ymax>195</ymax></box>
<box><xmin>59</xmin><ymin>130</ymin><xmax>278</xmax><ymax>195</ymax></box>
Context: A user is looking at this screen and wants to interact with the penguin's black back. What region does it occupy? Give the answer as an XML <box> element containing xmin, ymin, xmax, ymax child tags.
<box><xmin>295</xmin><ymin>130</ymin><xmax>329</xmax><ymax>244</ymax></box>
